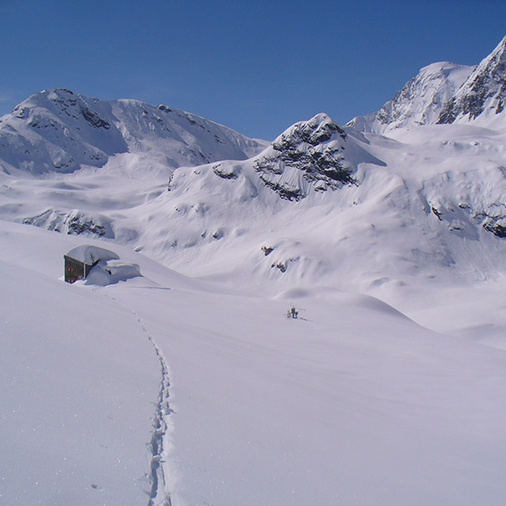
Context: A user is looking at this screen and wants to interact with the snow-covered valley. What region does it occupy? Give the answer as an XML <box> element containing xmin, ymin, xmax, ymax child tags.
<box><xmin>4</xmin><ymin>221</ymin><xmax>506</xmax><ymax>505</ymax></box>
<box><xmin>3</xmin><ymin>37</ymin><xmax>506</xmax><ymax>505</ymax></box>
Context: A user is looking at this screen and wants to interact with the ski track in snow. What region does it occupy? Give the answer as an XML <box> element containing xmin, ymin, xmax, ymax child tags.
<box><xmin>135</xmin><ymin>311</ymin><xmax>173</xmax><ymax>506</ymax></box>
<box><xmin>106</xmin><ymin>292</ymin><xmax>173</xmax><ymax>506</ymax></box>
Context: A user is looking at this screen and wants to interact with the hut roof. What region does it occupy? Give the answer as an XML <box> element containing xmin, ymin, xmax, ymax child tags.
<box><xmin>65</xmin><ymin>245</ymin><xmax>119</xmax><ymax>265</ymax></box>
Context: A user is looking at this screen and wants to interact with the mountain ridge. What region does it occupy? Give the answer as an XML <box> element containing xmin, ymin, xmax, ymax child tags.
<box><xmin>348</xmin><ymin>61</ymin><xmax>474</xmax><ymax>133</ymax></box>
<box><xmin>438</xmin><ymin>36</ymin><xmax>506</xmax><ymax>125</ymax></box>
<box><xmin>0</xmin><ymin>88</ymin><xmax>267</xmax><ymax>175</ymax></box>
<box><xmin>350</xmin><ymin>37</ymin><xmax>506</xmax><ymax>134</ymax></box>
<box><xmin>2</xmin><ymin>38</ymin><xmax>506</xmax><ymax>301</ymax></box>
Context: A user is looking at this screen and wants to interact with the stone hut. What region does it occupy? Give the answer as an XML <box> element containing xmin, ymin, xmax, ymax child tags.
<box><xmin>64</xmin><ymin>245</ymin><xmax>119</xmax><ymax>283</ymax></box>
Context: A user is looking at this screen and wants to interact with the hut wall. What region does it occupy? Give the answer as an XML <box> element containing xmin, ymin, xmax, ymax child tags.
<box><xmin>64</xmin><ymin>255</ymin><xmax>87</xmax><ymax>283</ymax></box>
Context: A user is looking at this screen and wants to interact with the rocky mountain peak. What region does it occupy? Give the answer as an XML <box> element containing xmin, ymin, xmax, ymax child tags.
<box><xmin>438</xmin><ymin>37</ymin><xmax>506</xmax><ymax>124</ymax></box>
<box><xmin>348</xmin><ymin>36</ymin><xmax>506</xmax><ymax>134</ymax></box>
<box><xmin>348</xmin><ymin>62</ymin><xmax>473</xmax><ymax>133</ymax></box>
<box><xmin>252</xmin><ymin>113</ymin><xmax>355</xmax><ymax>201</ymax></box>
<box><xmin>0</xmin><ymin>89</ymin><xmax>126</xmax><ymax>174</ymax></box>
<box><xmin>274</xmin><ymin>113</ymin><xmax>347</xmax><ymax>147</ymax></box>
<box><xmin>11</xmin><ymin>88</ymin><xmax>113</xmax><ymax>130</ymax></box>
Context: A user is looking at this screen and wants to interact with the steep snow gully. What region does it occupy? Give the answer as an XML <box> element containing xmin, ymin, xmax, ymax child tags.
<box><xmin>107</xmin><ymin>293</ymin><xmax>173</xmax><ymax>506</ymax></box>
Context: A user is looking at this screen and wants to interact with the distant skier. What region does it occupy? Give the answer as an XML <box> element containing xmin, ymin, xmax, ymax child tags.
<box><xmin>287</xmin><ymin>306</ymin><xmax>298</xmax><ymax>319</ymax></box>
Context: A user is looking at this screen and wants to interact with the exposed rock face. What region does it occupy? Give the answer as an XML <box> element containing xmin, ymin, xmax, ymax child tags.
<box><xmin>63</xmin><ymin>210</ymin><xmax>111</xmax><ymax>237</ymax></box>
<box><xmin>438</xmin><ymin>37</ymin><xmax>506</xmax><ymax>123</ymax></box>
<box><xmin>253</xmin><ymin>114</ymin><xmax>355</xmax><ymax>201</ymax></box>
<box><xmin>23</xmin><ymin>209</ymin><xmax>114</xmax><ymax>238</ymax></box>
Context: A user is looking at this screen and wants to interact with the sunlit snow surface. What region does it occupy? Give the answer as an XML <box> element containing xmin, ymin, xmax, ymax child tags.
<box><xmin>4</xmin><ymin>85</ymin><xmax>506</xmax><ymax>504</ymax></box>
<box><xmin>2</xmin><ymin>220</ymin><xmax>506</xmax><ymax>506</ymax></box>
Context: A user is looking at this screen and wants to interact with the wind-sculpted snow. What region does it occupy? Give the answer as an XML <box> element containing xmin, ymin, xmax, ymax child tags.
<box><xmin>3</xmin><ymin>109</ymin><xmax>506</xmax><ymax>294</ymax></box>
<box><xmin>419</xmin><ymin>165</ymin><xmax>506</xmax><ymax>239</ymax></box>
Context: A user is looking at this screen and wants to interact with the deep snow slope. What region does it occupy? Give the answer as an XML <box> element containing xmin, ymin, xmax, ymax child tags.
<box><xmin>3</xmin><ymin>220</ymin><xmax>506</xmax><ymax>506</ymax></box>
<box><xmin>0</xmin><ymin>88</ymin><xmax>266</xmax><ymax>175</ymax></box>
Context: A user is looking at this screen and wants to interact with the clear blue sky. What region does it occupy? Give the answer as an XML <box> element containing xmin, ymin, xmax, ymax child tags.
<box><xmin>0</xmin><ymin>0</ymin><xmax>505</xmax><ymax>140</ymax></box>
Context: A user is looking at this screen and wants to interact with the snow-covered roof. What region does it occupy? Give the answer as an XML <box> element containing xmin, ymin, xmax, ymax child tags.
<box><xmin>65</xmin><ymin>245</ymin><xmax>119</xmax><ymax>265</ymax></box>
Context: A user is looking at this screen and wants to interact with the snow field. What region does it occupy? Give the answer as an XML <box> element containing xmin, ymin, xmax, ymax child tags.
<box><xmin>3</xmin><ymin>207</ymin><xmax>506</xmax><ymax>505</ymax></box>
<box><xmin>113</xmin><ymin>264</ymin><xmax>506</xmax><ymax>506</ymax></box>
<box><xmin>0</xmin><ymin>222</ymin><xmax>170</xmax><ymax>505</ymax></box>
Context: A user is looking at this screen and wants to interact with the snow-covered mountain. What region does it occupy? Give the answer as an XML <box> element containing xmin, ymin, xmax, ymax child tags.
<box><xmin>348</xmin><ymin>62</ymin><xmax>473</xmax><ymax>133</ymax></box>
<box><xmin>5</xmin><ymin>36</ymin><xmax>506</xmax><ymax>506</ymax></box>
<box><xmin>0</xmin><ymin>88</ymin><xmax>266</xmax><ymax>175</ymax></box>
<box><xmin>2</xmin><ymin>37</ymin><xmax>506</xmax><ymax>298</ymax></box>
<box><xmin>0</xmin><ymin>111</ymin><xmax>384</xmax><ymax>249</ymax></box>
<box><xmin>351</xmin><ymin>37</ymin><xmax>506</xmax><ymax>134</ymax></box>
<box><xmin>5</xmin><ymin>101</ymin><xmax>506</xmax><ymax>294</ymax></box>
<box><xmin>438</xmin><ymin>36</ymin><xmax>506</xmax><ymax>126</ymax></box>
